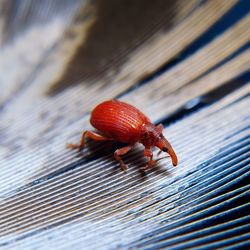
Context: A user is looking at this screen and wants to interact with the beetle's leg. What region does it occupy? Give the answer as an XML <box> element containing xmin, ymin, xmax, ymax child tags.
<box><xmin>142</xmin><ymin>148</ymin><xmax>156</xmax><ymax>170</ymax></box>
<box><xmin>114</xmin><ymin>146</ymin><xmax>132</xmax><ymax>171</ymax></box>
<box><xmin>67</xmin><ymin>130</ymin><xmax>112</xmax><ymax>151</ymax></box>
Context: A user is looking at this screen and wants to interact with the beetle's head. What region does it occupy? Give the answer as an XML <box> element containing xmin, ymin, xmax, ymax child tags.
<box><xmin>141</xmin><ymin>123</ymin><xmax>178</xmax><ymax>166</ymax></box>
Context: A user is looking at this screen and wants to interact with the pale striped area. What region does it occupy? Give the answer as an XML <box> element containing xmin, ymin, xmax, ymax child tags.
<box><xmin>0</xmin><ymin>85</ymin><xmax>249</xmax><ymax>249</ymax></box>
<box><xmin>0</xmin><ymin>0</ymin><xmax>83</xmax><ymax>106</ymax></box>
<box><xmin>0</xmin><ymin>0</ymin><xmax>249</xmax><ymax>249</ymax></box>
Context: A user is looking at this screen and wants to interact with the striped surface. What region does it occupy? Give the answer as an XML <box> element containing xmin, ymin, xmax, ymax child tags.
<box><xmin>0</xmin><ymin>0</ymin><xmax>249</xmax><ymax>249</ymax></box>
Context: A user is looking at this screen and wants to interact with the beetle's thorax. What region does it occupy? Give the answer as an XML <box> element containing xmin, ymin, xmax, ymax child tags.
<box><xmin>139</xmin><ymin>123</ymin><xmax>162</xmax><ymax>148</ymax></box>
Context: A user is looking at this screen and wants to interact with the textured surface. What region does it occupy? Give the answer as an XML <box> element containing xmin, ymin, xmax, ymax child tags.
<box><xmin>0</xmin><ymin>0</ymin><xmax>249</xmax><ymax>249</ymax></box>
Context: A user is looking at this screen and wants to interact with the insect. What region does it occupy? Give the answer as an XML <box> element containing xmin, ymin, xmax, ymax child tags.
<box><xmin>67</xmin><ymin>100</ymin><xmax>178</xmax><ymax>171</ymax></box>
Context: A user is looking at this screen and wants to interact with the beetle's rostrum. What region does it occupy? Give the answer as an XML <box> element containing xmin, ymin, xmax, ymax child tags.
<box><xmin>67</xmin><ymin>100</ymin><xmax>178</xmax><ymax>171</ymax></box>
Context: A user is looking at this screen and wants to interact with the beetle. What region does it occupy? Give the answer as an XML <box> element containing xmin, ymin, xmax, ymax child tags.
<box><xmin>67</xmin><ymin>100</ymin><xmax>178</xmax><ymax>171</ymax></box>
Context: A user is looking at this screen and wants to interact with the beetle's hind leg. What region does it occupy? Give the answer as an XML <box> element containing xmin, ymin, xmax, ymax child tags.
<box><xmin>114</xmin><ymin>146</ymin><xmax>132</xmax><ymax>171</ymax></box>
<box><xmin>67</xmin><ymin>130</ymin><xmax>112</xmax><ymax>151</ymax></box>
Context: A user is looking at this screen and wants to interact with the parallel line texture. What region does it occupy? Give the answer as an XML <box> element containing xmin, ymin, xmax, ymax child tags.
<box><xmin>0</xmin><ymin>0</ymin><xmax>249</xmax><ymax>249</ymax></box>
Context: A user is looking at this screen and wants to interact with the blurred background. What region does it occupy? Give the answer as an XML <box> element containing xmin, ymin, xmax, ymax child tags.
<box><xmin>0</xmin><ymin>0</ymin><xmax>249</xmax><ymax>249</ymax></box>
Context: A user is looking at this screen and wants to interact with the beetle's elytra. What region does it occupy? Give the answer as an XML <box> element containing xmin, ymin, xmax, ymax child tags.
<box><xmin>67</xmin><ymin>100</ymin><xmax>178</xmax><ymax>171</ymax></box>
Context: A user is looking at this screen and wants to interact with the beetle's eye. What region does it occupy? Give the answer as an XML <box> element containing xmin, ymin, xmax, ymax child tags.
<box><xmin>162</xmin><ymin>147</ymin><xmax>168</xmax><ymax>152</ymax></box>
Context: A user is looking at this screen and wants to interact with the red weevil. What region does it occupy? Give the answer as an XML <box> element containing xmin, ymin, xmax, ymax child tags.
<box><xmin>67</xmin><ymin>100</ymin><xmax>178</xmax><ymax>171</ymax></box>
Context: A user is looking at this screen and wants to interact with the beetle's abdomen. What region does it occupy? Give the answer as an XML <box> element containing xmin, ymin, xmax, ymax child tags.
<box><xmin>90</xmin><ymin>100</ymin><xmax>151</xmax><ymax>143</ymax></box>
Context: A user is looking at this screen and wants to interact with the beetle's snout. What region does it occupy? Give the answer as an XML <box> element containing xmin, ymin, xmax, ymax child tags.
<box><xmin>156</xmin><ymin>138</ymin><xmax>178</xmax><ymax>166</ymax></box>
<box><xmin>165</xmin><ymin>146</ymin><xmax>178</xmax><ymax>166</ymax></box>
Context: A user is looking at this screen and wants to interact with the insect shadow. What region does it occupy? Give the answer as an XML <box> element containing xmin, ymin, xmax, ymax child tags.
<box><xmin>77</xmin><ymin>139</ymin><xmax>171</xmax><ymax>177</ymax></box>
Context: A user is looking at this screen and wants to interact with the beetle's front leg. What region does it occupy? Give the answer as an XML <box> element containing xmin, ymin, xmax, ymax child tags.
<box><xmin>67</xmin><ymin>130</ymin><xmax>112</xmax><ymax>151</ymax></box>
<box><xmin>141</xmin><ymin>148</ymin><xmax>156</xmax><ymax>170</ymax></box>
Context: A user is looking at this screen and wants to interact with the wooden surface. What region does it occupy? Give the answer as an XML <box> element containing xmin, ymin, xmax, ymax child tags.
<box><xmin>0</xmin><ymin>0</ymin><xmax>249</xmax><ymax>249</ymax></box>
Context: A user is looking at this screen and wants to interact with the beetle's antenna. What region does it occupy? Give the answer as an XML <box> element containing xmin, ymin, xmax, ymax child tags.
<box><xmin>155</xmin><ymin>156</ymin><xmax>170</xmax><ymax>162</ymax></box>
